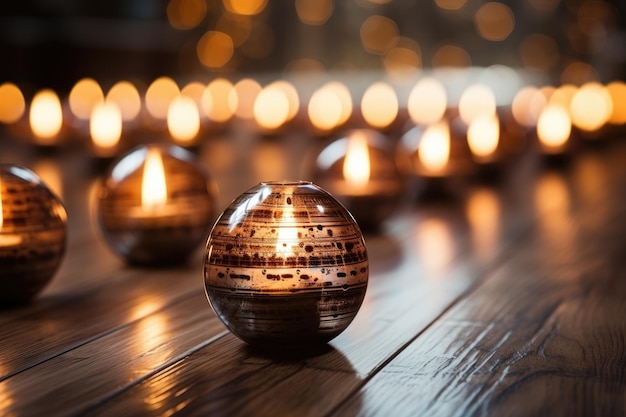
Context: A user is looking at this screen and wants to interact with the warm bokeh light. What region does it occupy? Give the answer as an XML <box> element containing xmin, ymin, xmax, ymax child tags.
<box><xmin>142</xmin><ymin>149</ymin><xmax>167</xmax><ymax>211</ymax></box>
<box><xmin>33</xmin><ymin>159</ymin><xmax>63</xmax><ymax>200</ymax></box>
<box><xmin>343</xmin><ymin>133</ymin><xmax>371</xmax><ymax>189</ymax></box>
<box><xmin>106</xmin><ymin>81</ymin><xmax>141</xmax><ymax>122</ymax></box>
<box><xmin>167</xmin><ymin>0</ymin><xmax>207</xmax><ymax>29</ymax></box>
<box><xmin>29</xmin><ymin>89</ymin><xmax>63</xmax><ymax>144</ymax></box>
<box><xmin>528</xmin><ymin>0</ymin><xmax>560</xmax><ymax>12</ymax></box>
<box><xmin>520</xmin><ymin>34</ymin><xmax>560</xmax><ymax>71</ymax></box>
<box><xmin>383</xmin><ymin>37</ymin><xmax>422</xmax><ymax>78</ymax></box>
<box><xmin>269</xmin><ymin>81</ymin><xmax>299</xmax><ymax>122</ymax></box>
<box><xmin>458</xmin><ymin>84</ymin><xmax>496</xmax><ymax>124</ymax></box>
<box><xmin>180</xmin><ymin>82</ymin><xmax>206</xmax><ymax>108</ymax></box>
<box><xmin>69</xmin><ymin>78</ymin><xmax>104</xmax><ymax>120</ymax></box>
<box><xmin>537</xmin><ymin>105</ymin><xmax>571</xmax><ymax>150</ymax></box>
<box><xmin>435</xmin><ymin>0</ymin><xmax>468</xmax><ymax>10</ymax></box>
<box><xmin>197</xmin><ymin>31</ymin><xmax>234</xmax><ymax>69</ymax></box>
<box><xmin>145</xmin><ymin>77</ymin><xmax>179</xmax><ymax>120</ymax></box>
<box><xmin>408</xmin><ymin>77</ymin><xmax>447</xmax><ymax>125</ymax></box>
<box><xmin>361</xmin><ymin>82</ymin><xmax>398</xmax><ymax>129</ymax></box>
<box><xmin>285</xmin><ymin>58</ymin><xmax>325</xmax><ymax>74</ymax></box>
<box><xmin>416</xmin><ymin>218</ymin><xmax>454</xmax><ymax>276</ymax></box>
<box><xmin>223</xmin><ymin>0</ymin><xmax>267</xmax><ymax>15</ymax></box>
<box><xmin>360</xmin><ymin>15</ymin><xmax>398</xmax><ymax>55</ymax></box>
<box><xmin>216</xmin><ymin>13</ymin><xmax>252</xmax><ymax>46</ymax></box>
<box><xmin>167</xmin><ymin>96</ymin><xmax>200</xmax><ymax>144</ymax></box>
<box><xmin>570</xmin><ymin>82</ymin><xmax>613</xmax><ymax>132</ymax></box>
<box><xmin>90</xmin><ymin>102</ymin><xmax>122</xmax><ymax>149</ymax></box>
<box><xmin>0</xmin><ymin>83</ymin><xmax>25</xmax><ymax>124</ymax></box>
<box><xmin>253</xmin><ymin>85</ymin><xmax>290</xmax><ymax>130</ymax></box>
<box><xmin>561</xmin><ymin>61</ymin><xmax>598</xmax><ymax>86</ymax></box>
<box><xmin>308</xmin><ymin>82</ymin><xmax>353</xmax><ymax>132</ymax></box>
<box><xmin>549</xmin><ymin>84</ymin><xmax>578</xmax><ymax>109</ymax></box>
<box><xmin>606</xmin><ymin>81</ymin><xmax>626</xmax><ymax>124</ymax></box>
<box><xmin>432</xmin><ymin>44</ymin><xmax>471</xmax><ymax>68</ymax></box>
<box><xmin>511</xmin><ymin>86</ymin><xmax>547</xmax><ymax>128</ymax></box>
<box><xmin>418</xmin><ymin>121</ymin><xmax>450</xmax><ymax>172</ymax></box>
<box><xmin>296</xmin><ymin>0</ymin><xmax>334</xmax><ymax>25</ymax></box>
<box><xmin>308</xmin><ymin>86</ymin><xmax>343</xmax><ymax>132</ymax></box>
<box><xmin>201</xmin><ymin>78</ymin><xmax>236</xmax><ymax>123</ymax></box>
<box><xmin>474</xmin><ymin>2</ymin><xmax>515</xmax><ymax>41</ymax></box>
<box><xmin>467</xmin><ymin>114</ymin><xmax>499</xmax><ymax>159</ymax></box>
<box><xmin>232</xmin><ymin>78</ymin><xmax>262</xmax><ymax>120</ymax></box>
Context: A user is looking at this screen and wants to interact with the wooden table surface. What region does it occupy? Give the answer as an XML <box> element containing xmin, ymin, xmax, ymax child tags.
<box><xmin>0</xmin><ymin>130</ymin><xmax>625</xmax><ymax>417</ymax></box>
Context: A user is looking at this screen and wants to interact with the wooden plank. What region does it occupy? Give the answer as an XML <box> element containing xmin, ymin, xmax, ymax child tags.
<box><xmin>79</xmin><ymin>188</ymin><xmax>537</xmax><ymax>417</ymax></box>
<box><xmin>0</xmin><ymin>293</ymin><xmax>228</xmax><ymax>416</ymax></box>
<box><xmin>331</xmin><ymin>145</ymin><xmax>626</xmax><ymax>417</ymax></box>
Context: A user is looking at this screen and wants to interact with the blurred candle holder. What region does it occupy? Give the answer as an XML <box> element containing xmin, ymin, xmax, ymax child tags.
<box><xmin>309</xmin><ymin>129</ymin><xmax>405</xmax><ymax>229</ymax></box>
<box><xmin>399</xmin><ymin>119</ymin><xmax>474</xmax><ymax>197</ymax></box>
<box><xmin>0</xmin><ymin>165</ymin><xmax>67</xmax><ymax>306</ymax></box>
<box><xmin>204</xmin><ymin>180</ymin><xmax>368</xmax><ymax>348</ymax></box>
<box><xmin>95</xmin><ymin>143</ymin><xmax>218</xmax><ymax>266</ymax></box>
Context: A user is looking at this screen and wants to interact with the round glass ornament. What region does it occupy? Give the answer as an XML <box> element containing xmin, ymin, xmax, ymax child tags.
<box><xmin>96</xmin><ymin>144</ymin><xmax>218</xmax><ymax>266</ymax></box>
<box><xmin>309</xmin><ymin>129</ymin><xmax>405</xmax><ymax>229</ymax></box>
<box><xmin>0</xmin><ymin>165</ymin><xmax>67</xmax><ymax>305</ymax></box>
<box><xmin>204</xmin><ymin>181</ymin><xmax>368</xmax><ymax>348</ymax></box>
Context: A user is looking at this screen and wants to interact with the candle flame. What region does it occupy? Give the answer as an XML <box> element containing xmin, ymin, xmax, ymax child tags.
<box><xmin>90</xmin><ymin>102</ymin><xmax>122</xmax><ymax>149</ymax></box>
<box><xmin>537</xmin><ymin>104</ymin><xmax>571</xmax><ymax>150</ymax></box>
<box><xmin>418</xmin><ymin>121</ymin><xmax>450</xmax><ymax>172</ymax></box>
<box><xmin>253</xmin><ymin>85</ymin><xmax>290</xmax><ymax>130</ymax></box>
<box><xmin>343</xmin><ymin>133</ymin><xmax>371</xmax><ymax>188</ymax></box>
<box><xmin>167</xmin><ymin>96</ymin><xmax>200</xmax><ymax>144</ymax></box>
<box><xmin>467</xmin><ymin>114</ymin><xmax>499</xmax><ymax>158</ymax></box>
<box><xmin>29</xmin><ymin>89</ymin><xmax>63</xmax><ymax>144</ymax></box>
<box><xmin>142</xmin><ymin>149</ymin><xmax>167</xmax><ymax>211</ymax></box>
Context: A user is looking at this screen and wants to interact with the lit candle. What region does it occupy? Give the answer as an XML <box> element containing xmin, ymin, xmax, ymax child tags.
<box><xmin>569</xmin><ymin>82</ymin><xmax>612</xmax><ymax>138</ymax></box>
<box><xmin>361</xmin><ymin>82</ymin><xmax>398</xmax><ymax>130</ymax></box>
<box><xmin>253</xmin><ymin>84</ymin><xmax>290</xmax><ymax>133</ymax></box>
<box><xmin>90</xmin><ymin>101</ymin><xmax>123</xmax><ymax>158</ymax></box>
<box><xmin>310</xmin><ymin>130</ymin><xmax>404</xmax><ymax>228</ymax></box>
<box><xmin>167</xmin><ymin>96</ymin><xmax>201</xmax><ymax>147</ymax></box>
<box><xmin>0</xmin><ymin>165</ymin><xmax>67</xmax><ymax>305</ymax></box>
<box><xmin>536</xmin><ymin>104</ymin><xmax>572</xmax><ymax>155</ymax></box>
<box><xmin>96</xmin><ymin>144</ymin><xmax>218</xmax><ymax>265</ymax></box>
<box><xmin>418</xmin><ymin>121</ymin><xmax>451</xmax><ymax>175</ymax></box>
<box><xmin>29</xmin><ymin>89</ymin><xmax>63</xmax><ymax>146</ymax></box>
<box><xmin>467</xmin><ymin>114</ymin><xmax>500</xmax><ymax>163</ymax></box>
<box><xmin>204</xmin><ymin>180</ymin><xmax>368</xmax><ymax>347</ymax></box>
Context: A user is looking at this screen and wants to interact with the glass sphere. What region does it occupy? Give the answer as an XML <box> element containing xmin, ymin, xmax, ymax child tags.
<box><xmin>0</xmin><ymin>165</ymin><xmax>67</xmax><ymax>305</ymax></box>
<box><xmin>204</xmin><ymin>181</ymin><xmax>368</xmax><ymax>348</ymax></box>
<box><xmin>309</xmin><ymin>129</ymin><xmax>405</xmax><ymax>229</ymax></box>
<box><xmin>96</xmin><ymin>144</ymin><xmax>218</xmax><ymax>266</ymax></box>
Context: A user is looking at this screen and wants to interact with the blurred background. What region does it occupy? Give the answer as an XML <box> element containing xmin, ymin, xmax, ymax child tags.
<box><xmin>1</xmin><ymin>0</ymin><xmax>625</xmax><ymax>92</ymax></box>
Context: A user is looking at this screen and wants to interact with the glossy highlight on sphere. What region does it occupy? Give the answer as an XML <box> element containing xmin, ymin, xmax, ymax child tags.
<box><xmin>204</xmin><ymin>181</ymin><xmax>368</xmax><ymax>348</ymax></box>
<box><xmin>96</xmin><ymin>144</ymin><xmax>217</xmax><ymax>266</ymax></box>
<box><xmin>0</xmin><ymin>165</ymin><xmax>67</xmax><ymax>305</ymax></box>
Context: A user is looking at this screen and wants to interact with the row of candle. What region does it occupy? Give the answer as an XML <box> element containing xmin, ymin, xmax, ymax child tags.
<box><xmin>1</xmin><ymin>75</ymin><xmax>625</xmax><ymax>157</ymax></box>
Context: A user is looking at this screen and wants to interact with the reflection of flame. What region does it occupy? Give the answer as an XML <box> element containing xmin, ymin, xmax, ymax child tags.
<box><xmin>90</xmin><ymin>102</ymin><xmax>122</xmax><ymax>149</ymax></box>
<box><xmin>418</xmin><ymin>121</ymin><xmax>450</xmax><ymax>172</ymax></box>
<box><xmin>466</xmin><ymin>188</ymin><xmax>500</xmax><ymax>262</ymax></box>
<box><xmin>467</xmin><ymin>114</ymin><xmax>499</xmax><ymax>158</ymax></box>
<box><xmin>275</xmin><ymin>203</ymin><xmax>298</xmax><ymax>255</ymax></box>
<box><xmin>537</xmin><ymin>105</ymin><xmax>571</xmax><ymax>149</ymax></box>
<box><xmin>142</xmin><ymin>149</ymin><xmax>167</xmax><ymax>212</ymax></box>
<box><xmin>343</xmin><ymin>133</ymin><xmax>370</xmax><ymax>188</ymax></box>
<box><xmin>29</xmin><ymin>89</ymin><xmax>63</xmax><ymax>143</ymax></box>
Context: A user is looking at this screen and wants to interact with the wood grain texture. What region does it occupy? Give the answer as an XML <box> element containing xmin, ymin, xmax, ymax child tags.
<box><xmin>332</xmin><ymin>147</ymin><xmax>626</xmax><ymax>417</ymax></box>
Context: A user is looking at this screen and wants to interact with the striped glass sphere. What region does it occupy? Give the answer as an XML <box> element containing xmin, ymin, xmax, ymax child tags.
<box><xmin>204</xmin><ymin>181</ymin><xmax>368</xmax><ymax>348</ymax></box>
<box><xmin>0</xmin><ymin>165</ymin><xmax>67</xmax><ymax>305</ymax></box>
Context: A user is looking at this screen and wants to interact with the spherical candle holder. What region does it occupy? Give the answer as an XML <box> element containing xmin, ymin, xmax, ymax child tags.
<box><xmin>0</xmin><ymin>165</ymin><xmax>67</xmax><ymax>305</ymax></box>
<box><xmin>309</xmin><ymin>130</ymin><xmax>405</xmax><ymax>229</ymax></box>
<box><xmin>204</xmin><ymin>181</ymin><xmax>368</xmax><ymax>348</ymax></box>
<box><xmin>96</xmin><ymin>144</ymin><xmax>218</xmax><ymax>266</ymax></box>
